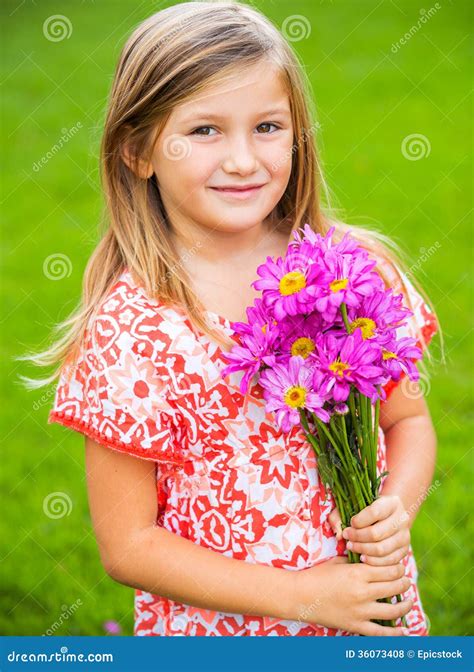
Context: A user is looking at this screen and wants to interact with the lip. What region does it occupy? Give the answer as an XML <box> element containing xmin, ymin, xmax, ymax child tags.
<box><xmin>209</xmin><ymin>184</ymin><xmax>266</xmax><ymax>200</ymax></box>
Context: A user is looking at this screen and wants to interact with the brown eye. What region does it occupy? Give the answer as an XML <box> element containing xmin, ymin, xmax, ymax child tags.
<box><xmin>190</xmin><ymin>126</ymin><xmax>216</xmax><ymax>136</ymax></box>
<box><xmin>256</xmin><ymin>123</ymin><xmax>278</xmax><ymax>134</ymax></box>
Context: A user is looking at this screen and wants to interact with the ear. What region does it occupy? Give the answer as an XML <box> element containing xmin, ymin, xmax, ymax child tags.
<box><xmin>121</xmin><ymin>140</ymin><xmax>154</xmax><ymax>179</ymax></box>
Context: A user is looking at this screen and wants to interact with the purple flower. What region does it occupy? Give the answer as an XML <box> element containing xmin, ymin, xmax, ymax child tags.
<box><xmin>345</xmin><ymin>289</ymin><xmax>412</xmax><ymax>341</ymax></box>
<box><xmin>104</xmin><ymin>620</ymin><xmax>121</xmax><ymax>635</ymax></box>
<box><xmin>252</xmin><ymin>247</ymin><xmax>329</xmax><ymax>321</ymax></box>
<box><xmin>276</xmin><ymin>313</ymin><xmax>324</xmax><ymax>359</ymax></box>
<box><xmin>230</xmin><ymin>298</ymin><xmax>274</xmax><ymax>338</ymax></box>
<box><xmin>314</xmin><ymin>247</ymin><xmax>385</xmax><ymax>322</ymax></box>
<box><xmin>292</xmin><ymin>224</ymin><xmax>361</xmax><ymax>257</ymax></box>
<box><xmin>221</xmin><ymin>321</ymin><xmax>278</xmax><ymax>394</ymax></box>
<box><xmin>260</xmin><ymin>356</ymin><xmax>330</xmax><ymax>432</ymax></box>
<box><xmin>377</xmin><ymin>334</ymin><xmax>423</xmax><ymax>382</ymax></box>
<box><xmin>315</xmin><ymin>329</ymin><xmax>386</xmax><ymax>403</ymax></box>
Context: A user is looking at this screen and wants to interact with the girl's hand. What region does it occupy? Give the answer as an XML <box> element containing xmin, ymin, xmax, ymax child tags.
<box><xmin>338</xmin><ymin>495</ymin><xmax>411</xmax><ymax>566</ymax></box>
<box><xmin>293</xmin><ymin>556</ymin><xmax>412</xmax><ymax>636</ymax></box>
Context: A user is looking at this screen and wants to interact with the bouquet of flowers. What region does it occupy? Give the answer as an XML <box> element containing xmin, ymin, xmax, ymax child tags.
<box><xmin>221</xmin><ymin>225</ymin><xmax>423</xmax><ymax>627</ymax></box>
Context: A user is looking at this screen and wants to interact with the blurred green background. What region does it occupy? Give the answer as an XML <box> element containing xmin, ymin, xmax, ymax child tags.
<box><xmin>1</xmin><ymin>0</ymin><xmax>472</xmax><ymax>636</ymax></box>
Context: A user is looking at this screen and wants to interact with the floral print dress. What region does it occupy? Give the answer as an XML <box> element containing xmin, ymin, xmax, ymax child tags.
<box><xmin>49</xmin><ymin>262</ymin><xmax>438</xmax><ymax>637</ymax></box>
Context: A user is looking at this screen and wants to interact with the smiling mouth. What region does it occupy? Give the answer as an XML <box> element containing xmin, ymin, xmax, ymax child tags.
<box><xmin>208</xmin><ymin>184</ymin><xmax>266</xmax><ymax>199</ymax></box>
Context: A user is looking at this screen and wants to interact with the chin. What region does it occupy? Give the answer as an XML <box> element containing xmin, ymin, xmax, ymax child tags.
<box><xmin>211</xmin><ymin>218</ymin><xmax>265</xmax><ymax>234</ymax></box>
<box><xmin>210</xmin><ymin>209</ymin><xmax>270</xmax><ymax>229</ymax></box>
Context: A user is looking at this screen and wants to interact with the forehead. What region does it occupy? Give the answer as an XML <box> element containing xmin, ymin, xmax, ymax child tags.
<box><xmin>173</xmin><ymin>60</ymin><xmax>290</xmax><ymax>122</ymax></box>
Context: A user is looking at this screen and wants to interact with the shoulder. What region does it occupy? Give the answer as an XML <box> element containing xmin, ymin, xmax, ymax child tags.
<box><xmin>64</xmin><ymin>268</ymin><xmax>196</xmax><ymax>394</ymax></box>
<box><xmin>87</xmin><ymin>268</ymin><xmax>191</xmax><ymax>359</ymax></box>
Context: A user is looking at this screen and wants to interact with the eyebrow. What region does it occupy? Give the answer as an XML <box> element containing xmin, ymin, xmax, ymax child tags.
<box><xmin>179</xmin><ymin>108</ymin><xmax>291</xmax><ymax>123</ymax></box>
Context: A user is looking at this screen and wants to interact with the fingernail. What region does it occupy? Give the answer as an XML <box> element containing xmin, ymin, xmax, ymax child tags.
<box><xmin>346</xmin><ymin>541</ymin><xmax>353</xmax><ymax>550</ymax></box>
<box><xmin>360</xmin><ymin>554</ymin><xmax>366</xmax><ymax>562</ymax></box>
<box><xmin>342</xmin><ymin>529</ymin><xmax>350</xmax><ymax>539</ymax></box>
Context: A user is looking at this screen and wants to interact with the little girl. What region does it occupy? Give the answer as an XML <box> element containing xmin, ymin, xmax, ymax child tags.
<box><xmin>27</xmin><ymin>1</ymin><xmax>440</xmax><ymax>636</ymax></box>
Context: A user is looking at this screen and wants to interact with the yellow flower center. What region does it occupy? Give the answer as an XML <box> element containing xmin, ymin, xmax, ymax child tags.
<box><xmin>279</xmin><ymin>271</ymin><xmax>306</xmax><ymax>296</ymax></box>
<box><xmin>284</xmin><ymin>385</ymin><xmax>307</xmax><ymax>408</ymax></box>
<box><xmin>329</xmin><ymin>359</ymin><xmax>349</xmax><ymax>377</ymax></box>
<box><xmin>291</xmin><ymin>337</ymin><xmax>315</xmax><ymax>359</ymax></box>
<box><xmin>329</xmin><ymin>277</ymin><xmax>349</xmax><ymax>292</ymax></box>
<box><xmin>382</xmin><ymin>349</ymin><xmax>397</xmax><ymax>360</ymax></box>
<box><xmin>261</xmin><ymin>320</ymin><xmax>277</xmax><ymax>334</ymax></box>
<box><xmin>349</xmin><ymin>317</ymin><xmax>377</xmax><ymax>339</ymax></box>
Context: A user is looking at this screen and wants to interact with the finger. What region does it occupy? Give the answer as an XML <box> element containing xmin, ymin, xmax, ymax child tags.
<box><xmin>350</xmin><ymin>497</ymin><xmax>394</xmax><ymax>529</ymax></box>
<box><xmin>328</xmin><ymin>508</ymin><xmax>343</xmax><ymax>540</ymax></box>
<box><xmin>360</xmin><ymin>622</ymin><xmax>407</xmax><ymax>637</ymax></box>
<box><xmin>343</xmin><ymin>516</ymin><xmax>400</xmax><ymax>544</ymax></box>
<box><xmin>366</xmin><ymin>563</ymin><xmax>405</xmax><ymax>582</ymax></box>
<box><xmin>346</xmin><ymin>530</ymin><xmax>409</xmax><ymax>558</ymax></box>
<box><xmin>370</xmin><ymin>576</ymin><xmax>411</xmax><ymax>601</ymax></box>
<box><xmin>362</xmin><ymin>547</ymin><xmax>410</xmax><ymax>566</ymax></box>
<box><xmin>370</xmin><ymin>598</ymin><xmax>413</xmax><ymax>621</ymax></box>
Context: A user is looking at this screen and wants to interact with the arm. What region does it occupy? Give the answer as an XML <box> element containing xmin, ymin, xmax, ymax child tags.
<box><xmin>341</xmin><ymin>381</ymin><xmax>437</xmax><ymax>564</ymax></box>
<box><xmin>379</xmin><ymin>380</ymin><xmax>437</xmax><ymax>526</ymax></box>
<box><xmin>84</xmin><ymin>436</ymin><xmax>293</xmax><ymax>620</ymax></box>
<box><xmin>85</xmin><ymin>436</ymin><xmax>412</xmax><ymax>634</ymax></box>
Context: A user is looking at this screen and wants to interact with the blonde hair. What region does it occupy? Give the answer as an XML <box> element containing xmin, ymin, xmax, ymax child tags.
<box><xmin>18</xmin><ymin>0</ymin><xmax>443</xmax><ymax>390</ymax></box>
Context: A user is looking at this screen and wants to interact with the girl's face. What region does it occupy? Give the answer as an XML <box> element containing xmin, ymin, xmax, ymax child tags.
<box><xmin>150</xmin><ymin>59</ymin><xmax>294</xmax><ymax>237</ymax></box>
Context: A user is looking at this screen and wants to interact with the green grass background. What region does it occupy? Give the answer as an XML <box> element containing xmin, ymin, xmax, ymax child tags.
<box><xmin>1</xmin><ymin>0</ymin><xmax>472</xmax><ymax>636</ymax></box>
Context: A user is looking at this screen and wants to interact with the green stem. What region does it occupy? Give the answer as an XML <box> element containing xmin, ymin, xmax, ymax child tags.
<box><xmin>338</xmin><ymin>414</ymin><xmax>372</xmax><ymax>507</ymax></box>
<box><xmin>348</xmin><ymin>390</ymin><xmax>363</xmax><ymax>452</ymax></box>
<box><xmin>340</xmin><ymin>302</ymin><xmax>351</xmax><ymax>333</ymax></box>
<box><xmin>312</xmin><ymin>413</ymin><xmax>364</xmax><ymax>518</ymax></box>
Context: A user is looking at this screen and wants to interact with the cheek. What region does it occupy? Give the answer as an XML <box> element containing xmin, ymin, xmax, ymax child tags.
<box><xmin>175</xmin><ymin>147</ymin><xmax>219</xmax><ymax>190</ymax></box>
<box><xmin>264</xmin><ymin>136</ymin><xmax>294</xmax><ymax>183</ymax></box>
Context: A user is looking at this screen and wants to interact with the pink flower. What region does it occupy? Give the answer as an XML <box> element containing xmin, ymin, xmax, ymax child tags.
<box><xmin>252</xmin><ymin>247</ymin><xmax>329</xmax><ymax>321</ymax></box>
<box><xmin>345</xmin><ymin>289</ymin><xmax>412</xmax><ymax>341</ymax></box>
<box><xmin>103</xmin><ymin>620</ymin><xmax>121</xmax><ymax>635</ymax></box>
<box><xmin>377</xmin><ymin>334</ymin><xmax>423</xmax><ymax>382</ymax></box>
<box><xmin>313</xmin><ymin>248</ymin><xmax>384</xmax><ymax>322</ymax></box>
<box><xmin>260</xmin><ymin>356</ymin><xmax>330</xmax><ymax>432</ymax></box>
<box><xmin>315</xmin><ymin>329</ymin><xmax>386</xmax><ymax>403</ymax></box>
<box><xmin>221</xmin><ymin>321</ymin><xmax>278</xmax><ymax>394</ymax></box>
<box><xmin>276</xmin><ymin>313</ymin><xmax>324</xmax><ymax>360</ymax></box>
<box><xmin>230</xmin><ymin>298</ymin><xmax>273</xmax><ymax>338</ymax></box>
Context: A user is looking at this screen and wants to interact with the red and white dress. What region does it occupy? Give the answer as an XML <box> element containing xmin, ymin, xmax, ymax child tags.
<box><xmin>49</xmin><ymin>262</ymin><xmax>438</xmax><ymax>637</ymax></box>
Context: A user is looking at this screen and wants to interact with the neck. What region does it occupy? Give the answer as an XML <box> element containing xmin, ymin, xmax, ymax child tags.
<box><xmin>169</xmin><ymin>214</ymin><xmax>276</xmax><ymax>266</ymax></box>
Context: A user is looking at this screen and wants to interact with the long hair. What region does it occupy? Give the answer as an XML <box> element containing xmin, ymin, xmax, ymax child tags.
<box><xmin>18</xmin><ymin>0</ymin><xmax>443</xmax><ymax>389</ymax></box>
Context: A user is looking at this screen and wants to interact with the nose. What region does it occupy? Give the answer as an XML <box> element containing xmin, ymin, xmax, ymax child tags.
<box><xmin>221</xmin><ymin>133</ymin><xmax>259</xmax><ymax>175</ymax></box>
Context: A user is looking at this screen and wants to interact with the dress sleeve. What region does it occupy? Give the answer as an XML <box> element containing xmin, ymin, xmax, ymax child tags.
<box><xmin>48</xmin><ymin>299</ymin><xmax>185</xmax><ymax>465</ymax></box>
<box><xmin>378</xmin><ymin>259</ymin><xmax>439</xmax><ymax>401</ymax></box>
